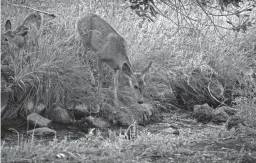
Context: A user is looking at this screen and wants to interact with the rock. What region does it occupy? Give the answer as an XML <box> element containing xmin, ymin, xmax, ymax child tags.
<box><xmin>212</xmin><ymin>107</ymin><xmax>230</xmax><ymax>124</ymax></box>
<box><xmin>27</xmin><ymin>127</ymin><xmax>56</xmax><ymax>136</ymax></box>
<box><xmin>72</xmin><ymin>103</ymin><xmax>90</xmax><ymax>119</ymax></box>
<box><xmin>27</xmin><ymin>113</ymin><xmax>51</xmax><ymax>127</ymax></box>
<box><xmin>226</xmin><ymin>115</ymin><xmax>246</xmax><ymax>130</ymax></box>
<box><xmin>84</xmin><ymin>116</ymin><xmax>110</xmax><ymax>129</ymax></box>
<box><xmin>49</xmin><ymin>106</ymin><xmax>74</xmax><ymax>124</ymax></box>
<box><xmin>193</xmin><ymin>103</ymin><xmax>213</xmax><ymax>122</ymax></box>
<box><xmin>100</xmin><ymin>103</ymin><xmax>133</xmax><ymax>126</ymax></box>
<box><xmin>192</xmin><ymin>103</ymin><xmax>213</xmax><ymax>123</ymax></box>
<box><xmin>114</xmin><ymin>109</ymin><xmax>134</xmax><ymax>126</ymax></box>
<box><xmin>1</xmin><ymin>92</ymin><xmax>10</xmax><ymax>117</ymax></box>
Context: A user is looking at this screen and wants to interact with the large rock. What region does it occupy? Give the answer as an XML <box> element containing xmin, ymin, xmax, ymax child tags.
<box><xmin>212</xmin><ymin>107</ymin><xmax>230</xmax><ymax>124</ymax></box>
<box><xmin>84</xmin><ymin>116</ymin><xmax>110</xmax><ymax>129</ymax></box>
<box><xmin>49</xmin><ymin>106</ymin><xmax>74</xmax><ymax>124</ymax></box>
<box><xmin>27</xmin><ymin>127</ymin><xmax>56</xmax><ymax>136</ymax></box>
<box><xmin>27</xmin><ymin>113</ymin><xmax>51</xmax><ymax>127</ymax></box>
<box><xmin>192</xmin><ymin>103</ymin><xmax>213</xmax><ymax>123</ymax></box>
<box><xmin>72</xmin><ymin>103</ymin><xmax>98</xmax><ymax>119</ymax></box>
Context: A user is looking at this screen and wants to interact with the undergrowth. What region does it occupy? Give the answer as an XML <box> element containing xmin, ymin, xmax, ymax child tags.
<box><xmin>1</xmin><ymin>123</ymin><xmax>256</xmax><ymax>162</ymax></box>
<box><xmin>1</xmin><ymin>0</ymin><xmax>255</xmax><ymax>123</ymax></box>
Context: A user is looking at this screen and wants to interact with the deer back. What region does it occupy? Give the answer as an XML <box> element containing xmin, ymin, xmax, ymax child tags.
<box><xmin>77</xmin><ymin>14</ymin><xmax>131</xmax><ymax>69</ymax></box>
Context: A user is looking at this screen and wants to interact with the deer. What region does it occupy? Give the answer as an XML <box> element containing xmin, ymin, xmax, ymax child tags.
<box><xmin>2</xmin><ymin>12</ymin><xmax>42</xmax><ymax>64</ymax></box>
<box><xmin>77</xmin><ymin>14</ymin><xmax>152</xmax><ymax>108</ymax></box>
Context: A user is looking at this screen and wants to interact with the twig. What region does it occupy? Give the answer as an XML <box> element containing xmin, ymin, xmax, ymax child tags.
<box><xmin>6</xmin><ymin>1</ymin><xmax>56</xmax><ymax>18</ymax></box>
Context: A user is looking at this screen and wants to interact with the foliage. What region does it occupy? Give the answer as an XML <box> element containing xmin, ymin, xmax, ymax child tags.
<box><xmin>127</xmin><ymin>0</ymin><xmax>158</xmax><ymax>21</ymax></box>
<box><xmin>127</xmin><ymin>0</ymin><xmax>256</xmax><ymax>33</ymax></box>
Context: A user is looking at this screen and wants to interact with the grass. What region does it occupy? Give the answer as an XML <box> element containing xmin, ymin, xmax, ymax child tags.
<box><xmin>2</xmin><ymin>120</ymin><xmax>256</xmax><ymax>162</ymax></box>
<box><xmin>1</xmin><ymin>0</ymin><xmax>256</xmax><ymax>162</ymax></box>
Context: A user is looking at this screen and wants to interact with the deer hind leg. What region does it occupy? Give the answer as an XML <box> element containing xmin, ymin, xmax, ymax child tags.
<box><xmin>82</xmin><ymin>49</ymin><xmax>96</xmax><ymax>86</ymax></box>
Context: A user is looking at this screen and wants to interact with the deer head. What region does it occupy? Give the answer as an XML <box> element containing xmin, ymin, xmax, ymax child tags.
<box><xmin>122</xmin><ymin>61</ymin><xmax>152</xmax><ymax>104</ymax></box>
<box><xmin>2</xmin><ymin>20</ymin><xmax>29</xmax><ymax>50</ymax></box>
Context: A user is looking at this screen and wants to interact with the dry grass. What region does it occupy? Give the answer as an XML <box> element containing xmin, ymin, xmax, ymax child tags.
<box><xmin>2</xmin><ymin>120</ymin><xmax>256</xmax><ymax>162</ymax></box>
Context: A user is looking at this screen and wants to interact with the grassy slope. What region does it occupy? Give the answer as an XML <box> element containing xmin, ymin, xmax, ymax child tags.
<box><xmin>1</xmin><ymin>0</ymin><xmax>256</xmax><ymax>162</ymax></box>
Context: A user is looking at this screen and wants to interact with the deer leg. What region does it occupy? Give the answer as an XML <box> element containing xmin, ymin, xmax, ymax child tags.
<box><xmin>84</xmin><ymin>50</ymin><xmax>96</xmax><ymax>85</ymax></box>
<box><xmin>96</xmin><ymin>59</ymin><xmax>103</xmax><ymax>113</ymax></box>
<box><xmin>97</xmin><ymin>60</ymin><xmax>103</xmax><ymax>95</ymax></box>
<box><xmin>113</xmin><ymin>69</ymin><xmax>119</xmax><ymax>108</ymax></box>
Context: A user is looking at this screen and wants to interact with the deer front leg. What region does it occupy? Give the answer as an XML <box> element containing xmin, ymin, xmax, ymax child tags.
<box><xmin>97</xmin><ymin>60</ymin><xmax>103</xmax><ymax>96</ymax></box>
<box><xmin>113</xmin><ymin>69</ymin><xmax>119</xmax><ymax>108</ymax></box>
<box><xmin>96</xmin><ymin>60</ymin><xmax>103</xmax><ymax>113</ymax></box>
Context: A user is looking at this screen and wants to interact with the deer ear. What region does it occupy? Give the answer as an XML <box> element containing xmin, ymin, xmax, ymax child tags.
<box><xmin>5</xmin><ymin>20</ymin><xmax>11</xmax><ymax>31</ymax></box>
<box><xmin>15</xmin><ymin>27</ymin><xmax>29</xmax><ymax>36</ymax></box>
<box><xmin>122</xmin><ymin>62</ymin><xmax>133</xmax><ymax>78</ymax></box>
<box><xmin>16</xmin><ymin>30</ymin><xmax>28</xmax><ymax>36</ymax></box>
<box><xmin>141</xmin><ymin>61</ymin><xmax>152</xmax><ymax>76</ymax></box>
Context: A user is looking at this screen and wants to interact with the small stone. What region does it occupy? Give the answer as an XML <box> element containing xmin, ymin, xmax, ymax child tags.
<box><xmin>27</xmin><ymin>127</ymin><xmax>56</xmax><ymax>136</ymax></box>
